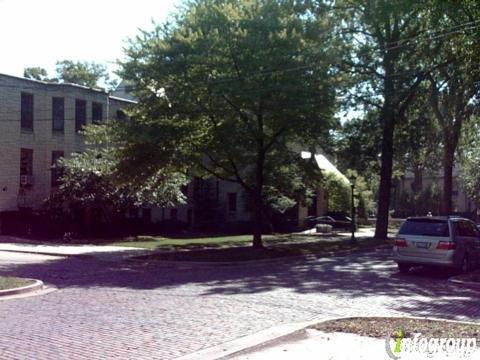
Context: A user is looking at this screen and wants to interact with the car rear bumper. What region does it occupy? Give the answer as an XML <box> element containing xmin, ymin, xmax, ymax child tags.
<box><xmin>392</xmin><ymin>249</ymin><xmax>460</xmax><ymax>268</ymax></box>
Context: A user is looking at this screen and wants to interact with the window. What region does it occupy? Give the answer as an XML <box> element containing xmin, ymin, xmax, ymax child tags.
<box><xmin>20</xmin><ymin>148</ymin><xmax>33</xmax><ymax>186</ymax></box>
<box><xmin>52</xmin><ymin>97</ymin><xmax>64</xmax><ymax>132</ymax></box>
<box><xmin>21</xmin><ymin>92</ymin><xmax>33</xmax><ymax>130</ymax></box>
<box><xmin>170</xmin><ymin>208</ymin><xmax>178</xmax><ymax>221</ymax></box>
<box><xmin>51</xmin><ymin>151</ymin><xmax>64</xmax><ymax>187</ymax></box>
<box><xmin>116</xmin><ymin>110</ymin><xmax>127</xmax><ymax>121</ymax></box>
<box><xmin>20</xmin><ymin>148</ymin><xmax>33</xmax><ymax>176</ymax></box>
<box><xmin>228</xmin><ymin>192</ymin><xmax>237</xmax><ymax>213</ymax></box>
<box><xmin>142</xmin><ymin>208</ymin><xmax>152</xmax><ymax>222</ymax></box>
<box><xmin>399</xmin><ymin>219</ymin><xmax>450</xmax><ymax>237</ymax></box>
<box><xmin>456</xmin><ymin>221</ymin><xmax>477</xmax><ymax>237</ymax></box>
<box><xmin>92</xmin><ymin>102</ymin><xmax>103</xmax><ymax>124</ymax></box>
<box><xmin>75</xmin><ymin>99</ymin><xmax>86</xmax><ymax>132</ymax></box>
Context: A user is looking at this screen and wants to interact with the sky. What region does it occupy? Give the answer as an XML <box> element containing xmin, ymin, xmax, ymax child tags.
<box><xmin>0</xmin><ymin>0</ymin><xmax>180</xmax><ymax>80</ymax></box>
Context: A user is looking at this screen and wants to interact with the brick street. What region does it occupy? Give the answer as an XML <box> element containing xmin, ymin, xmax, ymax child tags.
<box><xmin>0</xmin><ymin>249</ymin><xmax>478</xmax><ymax>359</ymax></box>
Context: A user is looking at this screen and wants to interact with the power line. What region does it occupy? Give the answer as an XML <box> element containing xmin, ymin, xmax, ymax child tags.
<box><xmin>374</xmin><ymin>19</ymin><xmax>480</xmax><ymax>52</ymax></box>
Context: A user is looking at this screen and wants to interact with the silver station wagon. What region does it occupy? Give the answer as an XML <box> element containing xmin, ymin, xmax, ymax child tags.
<box><xmin>392</xmin><ymin>216</ymin><xmax>480</xmax><ymax>273</ymax></box>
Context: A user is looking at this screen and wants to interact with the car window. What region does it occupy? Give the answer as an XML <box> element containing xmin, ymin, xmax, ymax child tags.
<box><xmin>399</xmin><ymin>219</ymin><xmax>450</xmax><ymax>237</ymax></box>
<box><xmin>455</xmin><ymin>221</ymin><xmax>467</xmax><ymax>237</ymax></box>
<box><xmin>454</xmin><ymin>221</ymin><xmax>477</xmax><ymax>237</ymax></box>
<box><xmin>466</xmin><ymin>221</ymin><xmax>478</xmax><ymax>237</ymax></box>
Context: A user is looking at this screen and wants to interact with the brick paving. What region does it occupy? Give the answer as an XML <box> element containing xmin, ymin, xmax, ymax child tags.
<box><xmin>0</xmin><ymin>249</ymin><xmax>478</xmax><ymax>359</ymax></box>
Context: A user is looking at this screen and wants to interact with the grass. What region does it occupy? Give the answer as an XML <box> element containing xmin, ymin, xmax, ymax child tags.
<box><xmin>311</xmin><ymin>317</ymin><xmax>480</xmax><ymax>340</ymax></box>
<box><xmin>108</xmin><ymin>234</ymin><xmax>262</xmax><ymax>250</ymax></box>
<box><xmin>134</xmin><ymin>236</ymin><xmax>390</xmax><ymax>262</ymax></box>
<box><xmin>0</xmin><ymin>277</ymin><xmax>34</xmax><ymax>291</ymax></box>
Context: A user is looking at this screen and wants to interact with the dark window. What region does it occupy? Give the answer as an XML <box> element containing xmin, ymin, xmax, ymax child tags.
<box><xmin>187</xmin><ymin>208</ymin><xmax>193</xmax><ymax>225</ymax></box>
<box><xmin>20</xmin><ymin>148</ymin><xmax>33</xmax><ymax>176</ymax></box>
<box><xmin>129</xmin><ymin>208</ymin><xmax>139</xmax><ymax>218</ymax></box>
<box><xmin>75</xmin><ymin>99</ymin><xmax>86</xmax><ymax>132</ymax></box>
<box><xmin>399</xmin><ymin>219</ymin><xmax>450</xmax><ymax>237</ymax></box>
<box><xmin>456</xmin><ymin>221</ymin><xmax>477</xmax><ymax>237</ymax></box>
<box><xmin>92</xmin><ymin>102</ymin><xmax>103</xmax><ymax>124</ymax></box>
<box><xmin>228</xmin><ymin>193</ymin><xmax>237</xmax><ymax>213</ymax></box>
<box><xmin>142</xmin><ymin>208</ymin><xmax>152</xmax><ymax>222</ymax></box>
<box><xmin>171</xmin><ymin>208</ymin><xmax>178</xmax><ymax>221</ymax></box>
<box><xmin>52</xmin><ymin>97</ymin><xmax>64</xmax><ymax>132</ymax></box>
<box><xmin>467</xmin><ymin>221</ymin><xmax>479</xmax><ymax>237</ymax></box>
<box><xmin>51</xmin><ymin>151</ymin><xmax>64</xmax><ymax>187</ymax></box>
<box><xmin>116</xmin><ymin>110</ymin><xmax>127</xmax><ymax>121</ymax></box>
<box><xmin>21</xmin><ymin>92</ymin><xmax>33</xmax><ymax>130</ymax></box>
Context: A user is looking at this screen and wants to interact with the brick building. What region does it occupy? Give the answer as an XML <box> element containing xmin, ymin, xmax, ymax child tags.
<box><xmin>0</xmin><ymin>73</ymin><xmax>134</xmax><ymax>220</ymax></box>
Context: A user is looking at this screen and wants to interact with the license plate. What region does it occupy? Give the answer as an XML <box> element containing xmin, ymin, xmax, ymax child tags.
<box><xmin>416</xmin><ymin>242</ymin><xmax>430</xmax><ymax>249</ymax></box>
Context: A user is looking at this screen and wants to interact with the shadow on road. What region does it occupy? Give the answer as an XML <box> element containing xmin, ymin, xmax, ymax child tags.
<box><xmin>0</xmin><ymin>249</ymin><xmax>478</xmax><ymax>320</ymax></box>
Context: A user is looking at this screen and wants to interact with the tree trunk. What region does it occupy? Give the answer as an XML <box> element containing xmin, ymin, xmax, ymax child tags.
<box><xmin>442</xmin><ymin>143</ymin><xmax>454</xmax><ymax>215</ymax></box>
<box><xmin>412</xmin><ymin>167</ymin><xmax>423</xmax><ymax>216</ymax></box>
<box><xmin>252</xmin><ymin>193</ymin><xmax>264</xmax><ymax>249</ymax></box>
<box><xmin>252</xmin><ymin>114</ymin><xmax>265</xmax><ymax>249</ymax></box>
<box><xmin>413</xmin><ymin>167</ymin><xmax>423</xmax><ymax>195</ymax></box>
<box><xmin>374</xmin><ymin>59</ymin><xmax>395</xmax><ymax>240</ymax></box>
<box><xmin>374</xmin><ymin>109</ymin><xmax>395</xmax><ymax>240</ymax></box>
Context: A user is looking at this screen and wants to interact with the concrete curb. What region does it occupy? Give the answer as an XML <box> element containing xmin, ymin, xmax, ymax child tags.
<box><xmin>448</xmin><ymin>276</ymin><xmax>480</xmax><ymax>289</ymax></box>
<box><xmin>134</xmin><ymin>244</ymin><xmax>393</xmax><ymax>267</ymax></box>
<box><xmin>177</xmin><ymin>315</ymin><xmax>480</xmax><ymax>360</ymax></box>
<box><xmin>0</xmin><ymin>279</ymin><xmax>44</xmax><ymax>297</ymax></box>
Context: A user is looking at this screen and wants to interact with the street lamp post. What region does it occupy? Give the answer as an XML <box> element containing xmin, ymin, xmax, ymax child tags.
<box><xmin>349</xmin><ymin>175</ymin><xmax>356</xmax><ymax>243</ymax></box>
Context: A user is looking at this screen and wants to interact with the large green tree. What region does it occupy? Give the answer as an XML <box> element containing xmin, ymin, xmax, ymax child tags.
<box><xmin>458</xmin><ymin>117</ymin><xmax>480</xmax><ymax>207</ymax></box>
<box><xmin>425</xmin><ymin>1</ymin><xmax>480</xmax><ymax>215</ymax></box>
<box><xmin>117</xmin><ymin>0</ymin><xmax>337</xmax><ymax>247</ymax></box>
<box><xmin>335</xmin><ymin>0</ymin><xmax>438</xmax><ymax>239</ymax></box>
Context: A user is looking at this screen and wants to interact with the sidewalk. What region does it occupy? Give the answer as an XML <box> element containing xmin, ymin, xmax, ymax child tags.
<box><xmin>231</xmin><ymin>329</ymin><xmax>388</xmax><ymax>360</ymax></box>
<box><xmin>0</xmin><ymin>235</ymin><xmax>145</xmax><ymax>258</ymax></box>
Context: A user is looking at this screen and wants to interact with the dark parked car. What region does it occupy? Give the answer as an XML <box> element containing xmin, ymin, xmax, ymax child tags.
<box><xmin>305</xmin><ymin>216</ymin><xmax>352</xmax><ymax>231</ymax></box>
<box><xmin>316</xmin><ymin>216</ymin><xmax>354</xmax><ymax>231</ymax></box>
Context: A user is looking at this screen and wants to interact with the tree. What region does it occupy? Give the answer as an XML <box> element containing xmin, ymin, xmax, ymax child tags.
<box><xmin>47</xmin><ymin>124</ymin><xmax>187</xmax><ymax>224</ymax></box>
<box><xmin>24</xmin><ymin>61</ymin><xmax>118</xmax><ymax>89</ymax></box>
<box><xmin>23</xmin><ymin>67</ymin><xmax>49</xmax><ymax>81</ymax></box>
<box><xmin>336</xmin><ymin>111</ymin><xmax>382</xmax><ymax>175</ymax></box>
<box><xmin>458</xmin><ymin>117</ymin><xmax>480</xmax><ymax>207</ymax></box>
<box><xmin>425</xmin><ymin>1</ymin><xmax>480</xmax><ymax>215</ymax></box>
<box><xmin>55</xmin><ymin>60</ymin><xmax>116</xmax><ymax>88</ymax></box>
<box><xmin>117</xmin><ymin>0</ymin><xmax>337</xmax><ymax>248</ymax></box>
<box><xmin>335</xmin><ymin>1</ymin><xmax>434</xmax><ymax>239</ymax></box>
<box><xmin>393</xmin><ymin>87</ymin><xmax>442</xmax><ymax>205</ymax></box>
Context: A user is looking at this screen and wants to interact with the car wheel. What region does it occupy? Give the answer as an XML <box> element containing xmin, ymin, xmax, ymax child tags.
<box><xmin>398</xmin><ymin>263</ymin><xmax>411</xmax><ymax>274</ymax></box>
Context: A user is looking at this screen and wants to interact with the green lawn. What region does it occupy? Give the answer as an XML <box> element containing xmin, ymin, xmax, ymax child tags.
<box><xmin>312</xmin><ymin>317</ymin><xmax>480</xmax><ymax>341</ymax></box>
<box><xmin>108</xmin><ymin>234</ymin><xmax>267</xmax><ymax>250</ymax></box>
<box><xmin>0</xmin><ymin>277</ymin><xmax>34</xmax><ymax>291</ymax></box>
<box><xmin>133</xmin><ymin>236</ymin><xmax>390</xmax><ymax>262</ymax></box>
<box><xmin>107</xmin><ymin>232</ymin><xmax>362</xmax><ymax>251</ymax></box>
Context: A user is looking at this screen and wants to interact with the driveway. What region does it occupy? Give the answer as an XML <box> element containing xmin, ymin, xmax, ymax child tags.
<box><xmin>0</xmin><ymin>249</ymin><xmax>478</xmax><ymax>359</ymax></box>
